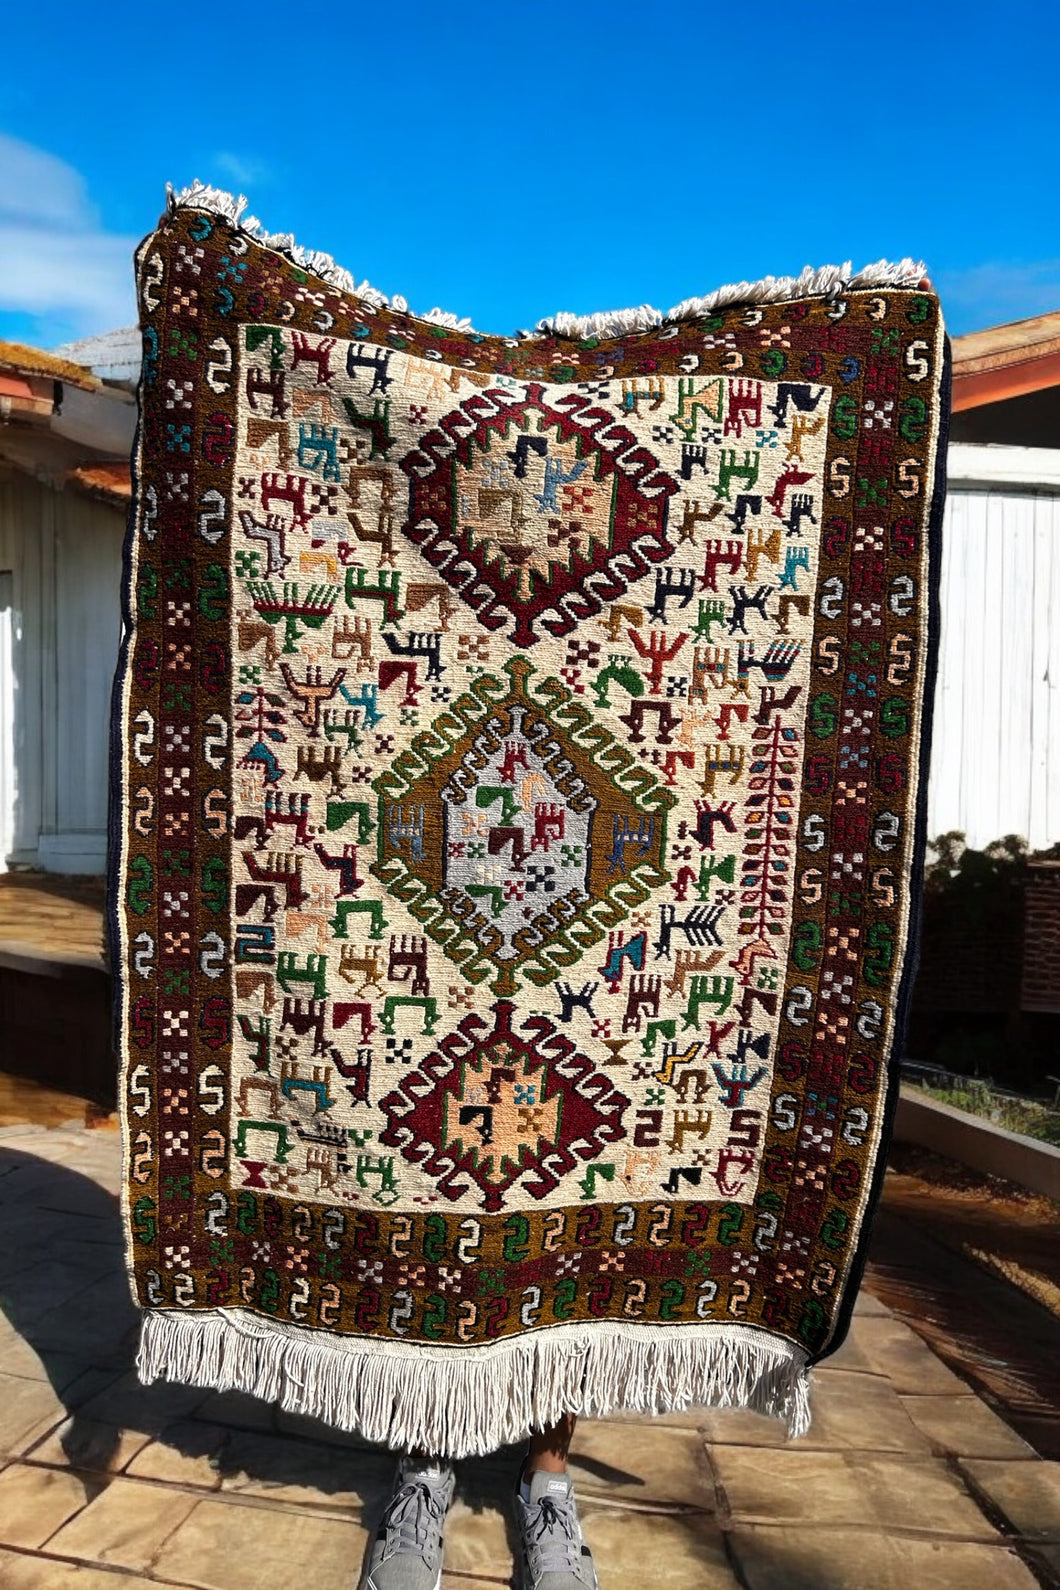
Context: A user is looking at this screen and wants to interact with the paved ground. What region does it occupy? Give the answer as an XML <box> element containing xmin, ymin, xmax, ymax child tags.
<box><xmin>1</xmin><ymin>1122</ymin><xmax>1059</xmax><ymax>1590</ymax></box>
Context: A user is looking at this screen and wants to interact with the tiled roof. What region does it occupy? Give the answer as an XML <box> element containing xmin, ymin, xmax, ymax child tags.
<box><xmin>66</xmin><ymin>460</ymin><xmax>132</xmax><ymax>506</ymax></box>
<box><xmin>952</xmin><ymin>309</ymin><xmax>1060</xmax><ymax>411</ymax></box>
<box><xmin>0</xmin><ymin>339</ymin><xmax>101</xmax><ymax>392</ymax></box>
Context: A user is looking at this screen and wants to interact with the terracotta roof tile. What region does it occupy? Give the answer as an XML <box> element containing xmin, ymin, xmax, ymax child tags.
<box><xmin>0</xmin><ymin>339</ymin><xmax>101</xmax><ymax>392</ymax></box>
<box><xmin>67</xmin><ymin>460</ymin><xmax>132</xmax><ymax>506</ymax></box>
<box><xmin>951</xmin><ymin>309</ymin><xmax>1060</xmax><ymax>410</ymax></box>
<box><xmin>952</xmin><ymin>309</ymin><xmax>1060</xmax><ymax>374</ymax></box>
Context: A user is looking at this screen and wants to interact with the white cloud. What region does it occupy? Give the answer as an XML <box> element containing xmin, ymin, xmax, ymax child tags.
<box><xmin>935</xmin><ymin>259</ymin><xmax>1060</xmax><ymax>334</ymax></box>
<box><xmin>211</xmin><ymin>151</ymin><xmax>272</xmax><ymax>191</ymax></box>
<box><xmin>0</xmin><ymin>133</ymin><xmax>137</xmax><ymax>342</ymax></box>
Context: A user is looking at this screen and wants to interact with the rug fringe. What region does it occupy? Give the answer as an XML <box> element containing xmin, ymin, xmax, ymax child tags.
<box><xmin>137</xmin><ymin>1306</ymin><xmax>811</xmax><ymax>1457</ymax></box>
<box><xmin>541</xmin><ymin>258</ymin><xmax>928</xmax><ymax>339</ymax></box>
<box><xmin>165</xmin><ymin>179</ymin><xmax>926</xmax><ymax>340</ymax></box>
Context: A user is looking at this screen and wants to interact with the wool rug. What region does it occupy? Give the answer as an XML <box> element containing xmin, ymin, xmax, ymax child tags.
<box><xmin>109</xmin><ymin>182</ymin><xmax>949</xmax><ymax>1456</ymax></box>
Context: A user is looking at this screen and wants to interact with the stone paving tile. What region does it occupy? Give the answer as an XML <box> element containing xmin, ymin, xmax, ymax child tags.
<box><xmin>0</xmin><ymin>1341</ymin><xmax>101</xmax><ymax>1394</ymax></box>
<box><xmin>846</xmin><ymin>1314</ymin><xmax>974</xmax><ymax>1395</ymax></box>
<box><xmin>568</xmin><ymin>1418</ymin><xmax>716</xmax><ymax>1510</ymax></box>
<box><xmin>440</xmin><ymin>1578</ymin><xmax>509</xmax><ymax>1590</ymax></box>
<box><xmin>0</xmin><ymin>1461</ymin><xmax>90</xmax><ymax>1548</ymax></box>
<box><xmin>816</xmin><ymin>1317</ymin><xmax>881</xmax><ymax>1375</ymax></box>
<box><xmin>430</xmin><ymin>1495</ymin><xmax>740</xmax><ymax>1588</ymax></box>
<box><xmin>442</xmin><ymin>1494</ymin><xmax>515</xmax><ymax>1579</ymax></box>
<box><xmin>0</xmin><ymin>1281</ymin><xmax>130</xmax><ymax>1382</ymax></box>
<box><xmin>0</xmin><ymin>1370</ymin><xmax>71</xmax><ymax>1453</ymax></box>
<box><xmin>26</xmin><ymin>1239</ymin><xmax>125</xmax><ymax>1282</ymax></box>
<box><xmin>590</xmin><ymin>1403</ymin><xmax>713</xmax><ymax>1431</ymax></box>
<box><xmin>28</xmin><ymin>1159</ymin><xmax>121</xmax><ymax>1196</ymax></box>
<box><xmin>275</xmin><ymin>1406</ymin><xmax>375</xmax><ymax>1448</ymax></box>
<box><xmin>0</xmin><ymin>1130</ymin><xmax>78</xmax><ymax>1154</ymax></box>
<box><xmin>852</xmin><ymin>1287</ymin><xmax>891</xmax><ymax>1316</ymax></box>
<box><xmin>45</xmin><ymin>1474</ymin><xmax>200</xmax><ymax>1569</ymax></box>
<box><xmin>23</xmin><ymin>1279</ymin><xmax>136</xmax><ymax>1358</ymax></box>
<box><xmin>0</xmin><ymin>1319</ymin><xmax>55</xmax><ymax>1380</ymax></box>
<box><xmin>26</xmin><ymin>1412</ymin><xmax>152</xmax><ymax>1473</ymax></box>
<box><xmin>154</xmin><ymin>1494</ymin><xmax>371</xmax><ymax>1590</ymax></box>
<box><xmin>0</xmin><ymin>1240</ymin><xmax>81</xmax><ymax>1285</ymax></box>
<box><xmin>900</xmin><ymin>1394</ymin><xmax>1036</xmax><ymax>1458</ymax></box>
<box><xmin>48</xmin><ymin>1211</ymin><xmax>125</xmax><ymax>1245</ymax></box>
<box><xmin>0</xmin><ymin>1195</ymin><xmax>71</xmax><ymax>1231</ymax></box>
<box><xmin>0</xmin><ymin>1149</ymin><xmax>98</xmax><ymax>1190</ymax></box>
<box><xmin>711</xmin><ymin>1447</ymin><xmax>999</xmax><ymax>1537</ymax></box>
<box><xmin>70</xmin><ymin>1367</ymin><xmax>209</xmax><ymax>1431</ymax></box>
<box><xmin>580</xmin><ymin>1504</ymin><xmax>739</xmax><ymax>1588</ymax></box>
<box><xmin>961</xmin><ymin>1458</ymin><xmax>1060</xmax><ymax>1542</ymax></box>
<box><xmin>728</xmin><ymin>1525</ymin><xmax>1041</xmax><ymax>1590</ymax></box>
<box><xmin>699</xmin><ymin>1367</ymin><xmax>931</xmax><ymax>1453</ymax></box>
<box><xmin>216</xmin><ymin>1427</ymin><xmax>396</xmax><ymax>1515</ymax></box>
<box><xmin>0</xmin><ymin>1259</ymin><xmax>105</xmax><ymax>1321</ymax></box>
<box><xmin>125</xmin><ymin>1419</ymin><xmax>230</xmax><ymax>1489</ymax></box>
<box><xmin>0</xmin><ymin>1548</ymin><xmax>185</xmax><ymax>1590</ymax></box>
<box><xmin>406</xmin><ymin>1488</ymin><xmax>746</xmax><ymax>1590</ymax></box>
<box><xmin>190</xmin><ymin>1386</ymin><xmax>280</xmax><ymax>1432</ymax></box>
<box><xmin>43</xmin><ymin>1362</ymin><xmax>130</xmax><ymax>1414</ymax></box>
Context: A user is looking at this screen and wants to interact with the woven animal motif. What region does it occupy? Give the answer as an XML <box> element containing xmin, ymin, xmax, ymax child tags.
<box><xmin>111</xmin><ymin>183</ymin><xmax>949</xmax><ymax>1456</ymax></box>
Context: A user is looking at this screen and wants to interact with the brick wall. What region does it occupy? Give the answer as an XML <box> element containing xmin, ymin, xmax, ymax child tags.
<box><xmin>911</xmin><ymin>879</ymin><xmax>1025</xmax><ymax>1013</ymax></box>
<box><xmin>1021</xmin><ymin>862</ymin><xmax>1060</xmax><ymax>1013</ymax></box>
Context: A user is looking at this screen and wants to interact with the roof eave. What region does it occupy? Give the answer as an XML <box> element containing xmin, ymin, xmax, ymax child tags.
<box><xmin>952</xmin><ymin>347</ymin><xmax>1060</xmax><ymax>411</ymax></box>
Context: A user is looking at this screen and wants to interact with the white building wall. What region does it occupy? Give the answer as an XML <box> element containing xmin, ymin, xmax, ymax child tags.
<box><xmin>2</xmin><ymin>440</ymin><xmax>1059</xmax><ymax>873</ymax></box>
<box><xmin>0</xmin><ymin>471</ymin><xmax>124</xmax><ymax>873</ymax></box>
<box><xmin>47</xmin><ymin>505</ymin><xmax>126</xmax><ymax>856</ymax></box>
<box><xmin>928</xmin><ymin>444</ymin><xmax>1060</xmax><ymax>851</ymax></box>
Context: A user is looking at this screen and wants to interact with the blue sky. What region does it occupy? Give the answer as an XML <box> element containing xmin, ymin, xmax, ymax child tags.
<box><xmin>1</xmin><ymin>0</ymin><xmax>1058</xmax><ymax>348</ymax></box>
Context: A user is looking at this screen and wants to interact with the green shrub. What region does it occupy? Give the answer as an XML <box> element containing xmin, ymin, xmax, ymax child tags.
<box><xmin>917</xmin><ymin>1083</ymin><xmax>1060</xmax><ymax>1147</ymax></box>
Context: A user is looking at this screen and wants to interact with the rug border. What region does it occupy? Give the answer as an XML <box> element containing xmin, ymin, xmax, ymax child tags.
<box><xmin>105</xmin><ymin>231</ymin><xmax>154</xmax><ymax>1311</ymax></box>
<box><xmin>808</xmin><ymin>328</ymin><xmax>953</xmax><ymax>1368</ymax></box>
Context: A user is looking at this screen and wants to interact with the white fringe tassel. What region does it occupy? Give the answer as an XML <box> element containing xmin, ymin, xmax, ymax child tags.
<box><xmin>166</xmin><ymin>179</ymin><xmax>927</xmax><ymax>341</ymax></box>
<box><xmin>540</xmin><ymin>257</ymin><xmax>927</xmax><ymax>340</ymax></box>
<box><xmin>138</xmin><ymin>1306</ymin><xmax>812</xmax><ymax>1458</ymax></box>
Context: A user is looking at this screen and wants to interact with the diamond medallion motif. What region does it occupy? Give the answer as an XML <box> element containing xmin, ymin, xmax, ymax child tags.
<box><xmin>379</xmin><ymin>1000</ymin><xmax>631</xmax><ymax>1212</ymax></box>
<box><xmin>400</xmin><ymin>382</ymin><xmax>680</xmax><ymax>645</ymax></box>
<box><xmin>373</xmin><ymin>657</ymin><xmax>676</xmax><ymax>994</ymax></box>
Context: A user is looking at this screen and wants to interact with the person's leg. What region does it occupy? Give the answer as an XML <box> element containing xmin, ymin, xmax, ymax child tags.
<box><xmin>515</xmin><ymin>1414</ymin><xmax>598</xmax><ymax>1589</ymax></box>
<box><xmin>525</xmin><ymin>1412</ymin><xmax>576</xmax><ymax>1475</ymax></box>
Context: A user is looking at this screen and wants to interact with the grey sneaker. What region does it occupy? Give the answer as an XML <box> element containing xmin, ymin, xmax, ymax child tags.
<box><xmin>362</xmin><ymin>1456</ymin><xmax>456</xmax><ymax>1590</ymax></box>
<box><xmin>514</xmin><ymin>1464</ymin><xmax>599</xmax><ymax>1590</ymax></box>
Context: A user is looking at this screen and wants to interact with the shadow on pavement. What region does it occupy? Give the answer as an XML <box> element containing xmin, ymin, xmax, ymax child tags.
<box><xmin>1</xmin><ymin>1145</ymin><xmax>695</xmax><ymax>1582</ymax></box>
<box><xmin>0</xmin><ymin>1144</ymin><xmax>492</xmax><ymax>1511</ymax></box>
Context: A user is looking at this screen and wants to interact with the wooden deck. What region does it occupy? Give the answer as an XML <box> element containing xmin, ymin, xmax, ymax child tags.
<box><xmin>0</xmin><ymin>1069</ymin><xmax>117</xmax><ymax>1129</ymax></box>
<box><xmin>0</xmin><ymin>870</ymin><xmax>106</xmax><ymax>969</ymax></box>
<box><xmin>0</xmin><ymin>871</ymin><xmax>114</xmax><ymax>1105</ymax></box>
